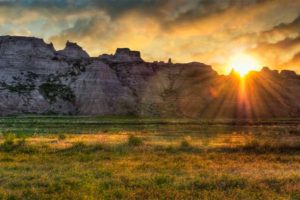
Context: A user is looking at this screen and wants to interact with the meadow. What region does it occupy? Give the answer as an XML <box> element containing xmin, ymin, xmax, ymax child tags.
<box><xmin>0</xmin><ymin>116</ymin><xmax>299</xmax><ymax>200</ymax></box>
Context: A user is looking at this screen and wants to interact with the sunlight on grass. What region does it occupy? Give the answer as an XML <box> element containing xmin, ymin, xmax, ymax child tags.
<box><xmin>0</xmin><ymin>117</ymin><xmax>299</xmax><ymax>199</ymax></box>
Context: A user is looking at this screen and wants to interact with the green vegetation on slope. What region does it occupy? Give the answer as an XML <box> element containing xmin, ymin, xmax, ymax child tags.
<box><xmin>39</xmin><ymin>83</ymin><xmax>75</xmax><ymax>103</ymax></box>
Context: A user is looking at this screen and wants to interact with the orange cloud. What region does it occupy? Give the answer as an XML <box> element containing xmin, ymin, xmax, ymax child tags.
<box><xmin>0</xmin><ymin>0</ymin><xmax>300</xmax><ymax>74</ymax></box>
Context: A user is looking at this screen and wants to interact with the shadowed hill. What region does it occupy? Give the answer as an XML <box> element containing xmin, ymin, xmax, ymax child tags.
<box><xmin>0</xmin><ymin>36</ymin><xmax>299</xmax><ymax>118</ymax></box>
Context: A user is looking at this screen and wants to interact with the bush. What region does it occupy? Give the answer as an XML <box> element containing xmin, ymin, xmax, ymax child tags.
<box><xmin>58</xmin><ymin>134</ymin><xmax>66</xmax><ymax>140</ymax></box>
<box><xmin>1</xmin><ymin>133</ymin><xmax>16</xmax><ymax>152</ymax></box>
<box><xmin>3</xmin><ymin>133</ymin><xmax>16</xmax><ymax>142</ymax></box>
<box><xmin>180</xmin><ymin>139</ymin><xmax>191</xmax><ymax>150</ymax></box>
<box><xmin>127</xmin><ymin>135</ymin><xmax>143</xmax><ymax>147</ymax></box>
<box><xmin>1</xmin><ymin>140</ymin><xmax>15</xmax><ymax>152</ymax></box>
<box><xmin>154</xmin><ymin>175</ymin><xmax>173</xmax><ymax>187</ymax></box>
<box><xmin>39</xmin><ymin>82</ymin><xmax>75</xmax><ymax>103</ymax></box>
<box><xmin>17</xmin><ymin>138</ymin><xmax>26</xmax><ymax>146</ymax></box>
<box><xmin>0</xmin><ymin>133</ymin><xmax>28</xmax><ymax>152</ymax></box>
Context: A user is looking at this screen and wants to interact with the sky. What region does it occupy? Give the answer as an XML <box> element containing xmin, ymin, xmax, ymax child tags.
<box><xmin>0</xmin><ymin>0</ymin><xmax>300</xmax><ymax>74</ymax></box>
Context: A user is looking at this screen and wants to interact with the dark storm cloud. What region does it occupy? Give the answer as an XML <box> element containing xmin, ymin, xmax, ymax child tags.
<box><xmin>0</xmin><ymin>0</ymin><xmax>68</xmax><ymax>7</ymax></box>
<box><xmin>0</xmin><ymin>0</ymin><xmax>277</xmax><ymax>41</ymax></box>
<box><xmin>0</xmin><ymin>0</ymin><xmax>269</xmax><ymax>22</ymax></box>
<box><xmin>1</xmin><ymin>0</ymin><xmax>300</xmax><ymax>73</ymax></box>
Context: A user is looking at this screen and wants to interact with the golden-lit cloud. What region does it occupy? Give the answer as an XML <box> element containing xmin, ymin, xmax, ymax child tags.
<box><xmin>248</xmin><ymin>36</ymin><xmax>300</xmax><ymax>70</ymax></box>
<box><xmin>0</xmin><ymin>0</ymin><xmax>300</xmax><ymax>74</ymax></box>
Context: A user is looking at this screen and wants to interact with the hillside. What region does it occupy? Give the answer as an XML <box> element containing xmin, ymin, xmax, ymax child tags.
<box><xmin>0</xmin><ymin>36</ymin><xmax>300</xmax><ymax>118</ymax></box>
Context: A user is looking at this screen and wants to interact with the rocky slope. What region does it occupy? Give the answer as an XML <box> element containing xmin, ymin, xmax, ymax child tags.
<box><xmin>0</xmin><ymin>36</ymin><xmax>299</xmax><ymax>118</ymax></box>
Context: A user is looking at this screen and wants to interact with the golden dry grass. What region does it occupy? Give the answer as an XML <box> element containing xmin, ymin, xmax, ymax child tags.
<box><xmin>0</xmin><ymin>117</ymin><xmax>299</xmax><ymax>199</ymax></box>
<box><xmin>0</xmin><ymin>132</ymin><xmax>299</xmax><ymax>200</ymax></box>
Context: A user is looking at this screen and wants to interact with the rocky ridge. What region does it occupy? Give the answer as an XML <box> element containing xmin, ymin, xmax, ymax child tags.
<box><xmin>0</xmin><ymin>36</ymin><xmax>300</xmax><ymax>118</ymax></box>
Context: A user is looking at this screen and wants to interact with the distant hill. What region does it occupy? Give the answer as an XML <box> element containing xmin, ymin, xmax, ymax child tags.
<box><xmin>0</xmin><ymin>36</ymin><xmax>300</xmax><ymax>118</ymax></box>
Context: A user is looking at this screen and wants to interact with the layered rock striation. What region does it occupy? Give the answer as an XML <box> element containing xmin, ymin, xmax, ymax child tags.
<box><xmin>0</xmin><ymin>36</ymin><xmax>300</xmax><ymax>118</ymax></box>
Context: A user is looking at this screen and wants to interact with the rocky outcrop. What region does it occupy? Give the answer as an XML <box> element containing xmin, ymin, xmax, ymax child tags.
<box><xmin>0</xmin><ymin>36</ymin><xmax>55</xmax><ymax>57</ymax></box>
<box><xmin>100</xmin><ymin>48</ymin><xmax>143</xmax><ymax>63</ymax></box>
<box><xmin>280</xmin><ymin>70</ymin><xmax>297</xmax><ymax>78</ymax></box>
<box><xmin>0</xmin><ymin>36</ymin><xmax>300</xmax><ymax>118</ymax></box>
<box><xmin>57</xmin><ymin>41</ymin><xmax>89</xmax><ymax>59</ymax></box>
<box><xmin>114</xmin><ymin>48</ymin><xmax>143</xmax><ymax>62</ymax></box>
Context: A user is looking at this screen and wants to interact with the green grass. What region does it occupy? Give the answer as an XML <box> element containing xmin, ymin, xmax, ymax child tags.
<box><xmin>0</xmin><ymin>116</ymin><xmax>299</xmax><ymax>199</ymax></box>
<box><xmin>0</xmin><ymin>115</ymin><xmax>299</xmax><ymax>135</ymax></box>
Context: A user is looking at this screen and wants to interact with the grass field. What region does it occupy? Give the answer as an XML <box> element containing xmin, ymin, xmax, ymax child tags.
<box><xmin>0</xmin><ymin>116</ymin><xmax>299</xmax><ymax>199</ymax></box>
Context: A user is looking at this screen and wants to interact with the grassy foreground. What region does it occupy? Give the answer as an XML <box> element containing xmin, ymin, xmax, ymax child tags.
<box><xmin>0</xmin><ymin>116</ymin><xmax>299</xmax><ymax>199</ymax></box>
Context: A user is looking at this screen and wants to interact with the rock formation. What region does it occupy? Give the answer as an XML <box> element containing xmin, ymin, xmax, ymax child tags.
<box><xmin>57</xmin><ymin>41</ymin><xmax>89</xmax><ymax>59</ymax></box>
<box><xmin>0</xmin><ymin>36</ymin><xmax>300</xmax><ymax>118</ymax></box>
<box><xmin>99</xmin><ymin>48</ymin><xmax>143</xmax><ymax>63</ymax></box>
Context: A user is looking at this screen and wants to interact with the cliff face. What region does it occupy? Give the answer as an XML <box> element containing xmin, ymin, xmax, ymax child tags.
<box><xmin>0</xmin><ymin>36</ymin><xmax>300</xmax><ymax>118</ymax></box>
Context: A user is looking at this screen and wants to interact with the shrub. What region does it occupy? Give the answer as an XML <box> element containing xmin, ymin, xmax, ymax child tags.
<box><xmin>17</xmin><ymin>138</ymin><xmax>26</xmax><ymax>146</ymax></box>
<box><xmin>58</xmin><ymin>134</ymin><xmax>66</xmax><ymax>140</ymax></box>
<box><xmin>153</xmin><ymin>175</ymin><xmax>173</xmax><ymax>187</ymax></box>
<box><xmin>0</xmin><ymin>134</ymin><xmax>29</xmax><ymax>152</ymax></box>
<box><xmin>1</xmin><ymin>140</ymin><xmax>15</xmax><ymax>152</ymax></box>
<box><xmin>1</xmin><ymin>133</ymin><xmax>16</xmax><ymax>152</ymax></box>
<box><xmin>3</xmin><ymin>133</ymin><xmax>16</xmax><ymax>142</ymax></box>
<box><xmin>39</xmin><ymin>82</ymin><xmax>75</xmax><ymax>103</ymax></box>
<box><xmin>0</xmin><ymin>81</ymin><xmax>35</xmax><ymax>94</ymax></box>
<box><xmin>180</xmin><ymin>139</ymin><xmax>191</xmax><ymax>150</ymax></box>
<box><xmin>127</xmin><ymin>135</ymin><xmax>143</xmax><ymax>147</ymax></box>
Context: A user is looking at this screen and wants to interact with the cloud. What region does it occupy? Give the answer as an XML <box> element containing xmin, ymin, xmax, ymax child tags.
<box><xmin>0</xmin><ymin>0</ymin><xmax>279</xmax><ymax>25</ymax></box>
<box><xmin>0</xmin><ymin>0</ymin><xmax>300</xmax><ymax>74</ymax></box>
<box><xmin>260</xmin><ymin>15</ymin><xmax>300</xmax><ymax>43</ymax></box>
<box><xmin>281</xmin><ymin>52</ymin><xmax>300</xmax><ymax>70</ymax></box>
<box><xmin>248</xmin><ymin>36</ymin><xmax>300</xmax><ymax>68</ymax></box>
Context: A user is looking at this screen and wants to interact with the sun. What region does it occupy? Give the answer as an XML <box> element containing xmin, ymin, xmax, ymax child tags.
<box><xmin>229</xmin><ymin>53</ymin><xmax>260</xmax><ymax>77</ymax></box>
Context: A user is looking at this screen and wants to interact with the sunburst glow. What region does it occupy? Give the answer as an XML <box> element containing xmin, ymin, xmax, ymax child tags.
<box><xmin>229</xmin><ymin>53</ymin><xmax>261</xmax><ymax>77</ymax></box>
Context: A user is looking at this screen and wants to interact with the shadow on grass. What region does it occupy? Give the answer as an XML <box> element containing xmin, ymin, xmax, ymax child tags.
<box><xmin>217</xmin><ymin>140</ymin><xmax>300</xmax><ymax>154</ymax></box>
<box><xmin>57</xmin><ymin>142</ymin><xmax>130</xmax><ymax>155</ymax></box>
<box><xmin>0</xmin><ymin>137</ymin><xmax>38</xmax><ymax>153</ymax></box>
<box><xmin>156</xmin><ymin>142</ymin><xmax>204</xmax><ymax>154</ymax></box>
<box><xmin>58</xmin><ymin>135</ymin><xmax>144</xmax><ymax>155</ymax></box>
<box><xmin>186</xmin><ymin>176</ymin><xmax>248</xmax><ymax>190</ymax></box>
<box><xmin>155</xmin><ymin>140</ymin><xmax>300</xmax><ymax>154</ymax></box>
